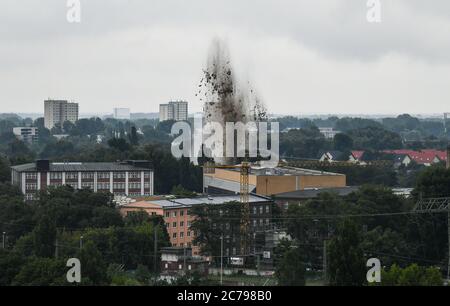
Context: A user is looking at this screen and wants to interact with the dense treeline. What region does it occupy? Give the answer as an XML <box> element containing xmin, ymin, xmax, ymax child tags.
<box><xmin>0</xmin><ymin>186</ymin><xmax>171</xmax><ymax>285</ymax></box>
<box><xmin>275</xmin><ymin>167</ymin><xmax>450</xmax><ymax>286</ymax></box>
<box><xmin>0</xmin><ymin>116</ymin><xmax>203</xmax><ymax>194</ymax></box>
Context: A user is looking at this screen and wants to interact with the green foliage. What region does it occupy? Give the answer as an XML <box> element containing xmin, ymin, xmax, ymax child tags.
<box><xmin>12</xmin><ymin>257</ymin><xmax>67</xmax><ymax>286</ymax></box>
<box><xmin>413</xmin><ymin>166</ymin><xmax>450</xmax><ymax>198</ymax></box>
<box><xmin>327</xmin><ymin>220</ymin><xmax>366</xmax><ymax>286</ymax></box>
<box><xmin>275</xmin><ymin>246</ymin><xmax>306</xmax><ymax>286</ymax></box>
<box><xmin>77</xmin><ymin>241</ymin><xmax>110</xmax><ymax>285</ymax></box>
<box><xmin>379</xmin><ymin>264</ymin><xmax>443</xmax><ymax>286</ymax></box>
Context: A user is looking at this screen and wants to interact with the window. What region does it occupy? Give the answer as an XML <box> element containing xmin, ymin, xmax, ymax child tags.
<box><xmin>266</xmin><ymin>218</ymin><xmax>270</xmax><ymax>225</ymax></box>
<box><xmin>178</xmin><ymin>264</ymin><xmax>182</xmax><ymax>270</ymax></box>
<box><xmin>66</xmin><ymin>172</ymin><xmax>78</xmax><ymax>180</ymax></box>
<box><xmin>26</xmin><ymin>173</ymin><xmax>37</xmax><ymax>180</ymax></box>
<box><xmin>113</xmin><ymin>172</ymin><xmax>126</xmax><ymax>179</ymax></box>
<box><xmin>180</xmin><ymin>221</ymin><xmax>184</xmax><ymax>227</ymax></box>
<box><xmin>165</xmin><ymin>263</ymin><xmax>168</xmax><ymax>269</ymax></box>
<box><xmin>180</xmin><ymin>232</ymin><xmax>184</xmax><ymax>238</ymax></box>
<box><xmin>98</xmin><ymin>172</ymin><xmax>110</xmax><ymax>179</ymax></box>
<box><xmin>187</xmin><ymin>221</ymin><xmax>191</xmax><ymax>227</ymax></box>
<box><xmin>180</xmin><ymin>210</ymin><xmax>184</xmax><ymax>217</ymax></box>
<box><xmin>259</xmin><ymin>206</ymin><xmax>263</xmax><ymax>214</ymax></box>
<box><xmin>81</xmin><ymin>172</ymin><xmax>94</xmax><ymax>179</ymax></box>
<box><xmin>253</xmin><ymin>207</ymin><xmax>257</xmax><ymax>214</ymax></box>
<box><xmin>173</xmin><ymin>233</ymin><xmax>177</xmax><ymax>238</ymax></box>
<box><xmin>266</xmin><ymin>205</ymin><xmax>270</xmax><ymax>213</ymax></box>
<box><xmin>172</xmin><ymin>211</ymin><xmax>177</xmax><ymax>217</ymax></box>
<box><xmin>173</xmin><ymin>222</ymin><xmax>177</xmax><ymax>228</ymax></box>
<box><xmin>144</xmin><ymin>172</ymin><xmax>151</xmax><ymax>179</ymax></box>
<box><xmin>26</xmin><ymin>183</ymin><xmax>37</xmax><ymax>190</ymax></box>
<box><xmin>187</xmin><ymin>231</ymin><xmax>191</xmax><ymax>237</ymax></box>
<box><xmin>50</xmin><ymin>172</ymin><xmax>62</xmax><ymax>180</ymax></box>
<box><xmin>129</xmin><ymin>172</ymin><xmax>141</xmax><ymax>179</ymax></box>
<box><xmin>166</xmin><ymin>223</ymin><xmax>170</xmax><ymax>228</ymax></box>
<box><xmin>188</xmin><ymin>265</ymin><xmax>192</xmax><ymax>271</ymax></box>
<box><xmin>253</xmin><ymin>220</ymin><xmax>257</xmax><ymax>227</ymax></box>
<box><xmin>165</xmin><ymin>212</ymin><xmax>170</xmax><ymax>218</ymax></box>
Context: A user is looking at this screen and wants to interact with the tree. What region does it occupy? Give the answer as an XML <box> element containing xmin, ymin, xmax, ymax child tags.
<box><xmin>107</xmin><ymin>138</ymin><xmax>131</xmax><ymax>152</ymax></box>
<box><xmin>129</xmin><ymin>126</ymin><xmax>139</xmax><ymax>146</ymax></box>
<box><xmin>12</xmin><ymin>257</ymin><xmax>66</xmax><ymax>286</ymax></box>
<box><xmin>77</xmin><ymin>241</ymin><xmax>110</xmax><ymax>285</ymax></box>
<box><xmin>333</xmin><ymin>133</ymin><xmax>353</xmax><ymax>152</ymax></box>
<box><xmin>413</xmin><ymin>166</ymin><xmax>450</xmax><ymax>199</ymax></box>
<box><xmin>275</xmin><ymin>246</ymin><xmax>306</xmax><ymax>286</ymax></box>
<box><xmin>379</xmin><ymin>264</ymin><xmax>443</xmax><ymax>286</ymax></box>
<box><xmin>31</xmin><ymin>215</ymin><xmax>56</xmax><ymax>258</ymax></box>
<box><xmin>327</xmin><ymin>220</ymin><xmax>366</xmax><ymax>286</ymax></box>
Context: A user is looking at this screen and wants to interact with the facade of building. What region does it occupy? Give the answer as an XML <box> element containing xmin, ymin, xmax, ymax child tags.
<box><xmin>319</xmin><ymin>127</ymin><xmax>341</xmax><ymax>139</ymax></box>
<box><xmin>203</xmin><ymin>165</ymin><xmax>346</xmax><ymax>197</ymax></box>
<box><xmin>12</xmin><ymin>127</ymin><xmax>39</xmax><ymax>144</ymax></box>
<box><xmin>11</xmin><ymin>160</ymin><xmax>154</xmax><ymax>201</ymax></box>
<box><xmin>160</xmin><ymin>247</ymin><xmax>209</xmax><ymax>282</ymax></box>
<box><xmin>113</xmin><ymin>108</ymin><xmax>131</xmax><ymax>120</ymax></box>
<box><xmin>120</xmin><ymin>194</ymin><xmax>274</xmax><ymax>258</ymax></box>
<box><xmin>44</xmin><ymin>100</ymin><xmax>79</xmax><ymax>129</ymax></box>
<box><xmin>159</xmin><ymin>101</ymin><xmax>188</xmax><ymax>122</ymax></box>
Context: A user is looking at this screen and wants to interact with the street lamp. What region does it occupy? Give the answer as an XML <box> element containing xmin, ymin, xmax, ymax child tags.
<box><xmin>80</xmin><ymin>235</ymin><xmax>84</xmax><ymax>250</ymax></box>
<box><xmin>2</xmin><ymin>232</ymin><xmax>5</xmax><ymax>249</ymax></box>
<box><xmin>220</xmin><ymin>234</ymin><xmax>224</xmax><ymax>285</ymax></box>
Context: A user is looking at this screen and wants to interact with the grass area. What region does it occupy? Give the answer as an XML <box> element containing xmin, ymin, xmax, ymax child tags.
<box><xmin>207</xmin><ymin>274</ymin><xmax>277</xmax><ymax>286</ymax></box>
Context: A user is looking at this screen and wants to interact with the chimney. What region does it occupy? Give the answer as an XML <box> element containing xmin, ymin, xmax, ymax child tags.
<box><xmin>36</xmin><ymin>159</ymin><xmax>50</xmax><ymax>172</ymax></box>
<box><xmin>447</xmin><ymin>145</ymin><xmax>450</xmax><ymax>169</ymax></box>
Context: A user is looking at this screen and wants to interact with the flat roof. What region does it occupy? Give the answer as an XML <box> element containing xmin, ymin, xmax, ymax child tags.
<box><xmin>215</xmin><ymin>165</ymin><xmax>344</xmax><ymax>177</ymax></box>
<box><xmin>11</xmin><ymin>161</ymin><xmax>153</xmax><ymax>172</ymax></box>
<box><xmin>274</xmin><ymin>186</ymin><xmax>359</xmax><ymax>200</ymax></box>
<box><xmin>129</xmin><ymin>194</ymin><xmax>272</xmax><ymax>209</ymax></box>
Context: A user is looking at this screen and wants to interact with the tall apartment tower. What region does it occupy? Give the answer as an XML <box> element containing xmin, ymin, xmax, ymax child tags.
<box><xmin>159</xmin><ymin>101</ymin><xmax>188</xmax><ymax>122</ymax></box>
<box><xmin>44</xmin><ymin>100</ymin><xmax>79</xmax><ymax>129</ymax></box>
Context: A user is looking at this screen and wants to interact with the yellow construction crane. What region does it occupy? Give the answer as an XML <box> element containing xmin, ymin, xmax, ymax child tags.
<box><xmin>204</xmin><ymin>161</ymin><xmax>251</xmax><ymax>260</ymax></box>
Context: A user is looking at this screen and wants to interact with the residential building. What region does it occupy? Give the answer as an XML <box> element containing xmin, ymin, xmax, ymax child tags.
<box><xmin>383</xmin><ymin>149</ymin><xmax>447</xmax><ymax>166</ymax></box>
<box><xmin>159</xmin><ymin>101</ymin><xmax>188</xmax><ymax>122</ymax></box>
<box><xmin>113</xmin><ymin>108</ymin><xmax>131</xmax><ymax>120</ymax></box>
<box><xmin>12</xmin><ymin>127</ymin><xmax>38</xmax><ymax>144</ymax></box>
<box><xmin>11</xmin><ymin>160</ymin><xmax>154</xmax><ymax>201</ymax></box>
<box><xmin>120</xmin><ymin>194</ymin><xmax>274</xmax><ymax>258</ymax></box>
<box><xmin>160</xmin><ymin>247</ymin><xmax>209</xmax><ymax>282</ymax></box>
<box><xmin>44</xmin><ymin>100</ymin><xmax>79</xmax><ymax>129</ymax></box>
<box><xmin>203</xmin><ymin>165</ymin><xmax>346</xmax><ymax>197</ymax></box>
<box><xmin>319</xmin><ymin>127</ymin><xmax>341</xmax><ymax>139</ymax></box>
<box><xmin>318</xmin><ymin>150</ymin><xmax>348</xmax><ymax>162</ymax></box>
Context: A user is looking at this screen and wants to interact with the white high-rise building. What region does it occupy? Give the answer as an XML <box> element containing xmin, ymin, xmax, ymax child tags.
<box><xmin>159</xmin><ymin>101</ymin><xmax>188</xmax><ymax>122</ymax></box>
<box><xmin>113</xmin><ymin>108</ymin><xmax>131</xmax><ymax>120</ymax></box>
<box><xmin>44</xmin><ymin>100</ymin><xmax>79</xmax><ymax>129</ymax></box>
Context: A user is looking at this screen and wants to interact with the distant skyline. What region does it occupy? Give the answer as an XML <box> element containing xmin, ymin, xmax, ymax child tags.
<box><xmin>1</xmin><ymin>1</ymin><xmax>450</xmax><ymax>114</ymax></box>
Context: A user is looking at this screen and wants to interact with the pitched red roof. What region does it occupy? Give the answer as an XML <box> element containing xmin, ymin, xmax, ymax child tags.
<box><xmin>383</xmin><ymin>149</ymin><xmax>447</xmax><ymax>164</ymax></box>
<box><xmin>351</xmin><ymin>151</ymin><xmax>365</xmax><ymax>160</ymax></box>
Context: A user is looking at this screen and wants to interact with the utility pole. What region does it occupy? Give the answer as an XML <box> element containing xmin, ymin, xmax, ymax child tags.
<box><xmin>183</xmin><ymin>246</ymin><xmax>187</xmax><ymax>276</ymax></box>
<box><xmin>220</xmin><ymin>234</ymin><xmax>224</xmax><ymax>285</ymax></box>
<box><xmin>154</xmin><ymin>226</ymin><xmax>158</xmax><ymax>273</ymax></box>
<box><xmin>323</xmin><ymin>239</ymin><xmax>327</xmax><ymax>285</ymax></box>
<box><xmin>79</xmin><ymin>235</ymin><xmax>83</xmax><ymax>250</ymax></box>
<box><xmin>2</xmin><ymin>232</ymin><xmax>6</xmax><ymax>249</ymax></box>
<box><xmin>414</xmin><ymin>197</ymin><xmax>450</xmax><ymax>281</ymax></box>
<box><xmin>55</xmin><ymin>238</ymin><xmax>59</xmax><ymax>259</ymax></box>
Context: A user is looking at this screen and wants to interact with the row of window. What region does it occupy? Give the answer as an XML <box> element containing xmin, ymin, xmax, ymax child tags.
<box><xmin>252</xmin><ymin>205</ymin><xmax>271</xmax><ymax>215</ymax></box>
<box><xmin>166</xmin><ymin>221</ymin><xmax>192</xmax><ymax>228</ymax></box>
<box><xmin>171</xmin><ymin>231</ymin><xmax>193</xmax><ymax>239</ymax></box>
<box><xmin>165</xmin><ymin>210</ymin><xmax>189</xmax><ymax>218</ymax></box>
<box><xmin>30</xmin><ymin>171</ymin><xmax>152</xmax><ymax>180</ymax></box>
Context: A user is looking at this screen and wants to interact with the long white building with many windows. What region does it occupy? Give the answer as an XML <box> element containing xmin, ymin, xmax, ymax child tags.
<box><xmin>11</xmin><ymin>160</ymin><xmax>154</xmax><ymax>201</ymax></box>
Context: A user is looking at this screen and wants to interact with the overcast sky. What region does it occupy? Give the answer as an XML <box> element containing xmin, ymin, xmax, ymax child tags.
<box><xmin>1</xmin><ymin>0</ymin><xmax>450</xmax><ymax>115</ymax></box>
